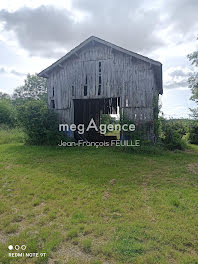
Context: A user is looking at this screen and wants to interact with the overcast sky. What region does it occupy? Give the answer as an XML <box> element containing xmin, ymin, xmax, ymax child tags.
<box><xmin>0</xmin><ymin>0</ymin><xmax>197</xmax><ymax>118</ymax></box>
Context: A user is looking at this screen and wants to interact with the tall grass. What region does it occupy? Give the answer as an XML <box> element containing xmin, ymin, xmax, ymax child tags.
<box><xmin>0</xmin><ymin>125</ymin><xmax>25</xmax><ymax>144</ymax></box>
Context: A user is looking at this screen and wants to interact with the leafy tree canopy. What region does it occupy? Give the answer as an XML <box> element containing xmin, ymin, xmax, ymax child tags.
<box><xmin>188</xmin><ymin>37</ymin><xmax>198</xmax><ymax>119</ymax></box>
<box><xmin>13</xmin><ymin>74</ymin><xmax>47</xmax><ymax>100</ymax></box>
<box><xmin>0</xmin><ymin>92</ymin><xmax>10</xmax><ymax>100</ymax></box>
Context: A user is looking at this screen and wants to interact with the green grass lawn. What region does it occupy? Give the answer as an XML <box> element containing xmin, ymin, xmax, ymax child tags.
<box><xmin>0</xmin><ymin>140</ymin><xmax>198</xmax><ymax>263</ymax></box>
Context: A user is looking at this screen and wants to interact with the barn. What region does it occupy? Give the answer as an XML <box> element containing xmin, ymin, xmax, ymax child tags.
<box><xmin>38</xmin><ymin>36</ymin><xmax>163</xmax><ymax>142</ymax></box>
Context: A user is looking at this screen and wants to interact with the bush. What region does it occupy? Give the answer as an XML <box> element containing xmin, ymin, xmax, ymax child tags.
<box><xmin>187</xmin><ymin>121</ymin><xmax>198</xmax><ymax>144</ymax></box>
<box><xmin>160</xmin><ymin>119</ymin><xmax>187</xmax><ymax>150</ymax></box>
<box><xmin>17</xmin><ymin>99</ymin><xmax>68</xmax><ymax>145</ymax></box>
<box><xmin>120</xmin><ymin>115</ymin><xmax>153</xmax><ymax>142</ymax></box>
<box><xmin>0</xmin><ymin>99</ymin><xmax>16</xmax><ymax>127</ymax></box>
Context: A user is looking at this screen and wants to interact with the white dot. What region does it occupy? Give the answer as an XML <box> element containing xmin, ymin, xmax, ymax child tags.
<box><xmin>8</xmin><ymin>245</ymin><xmax>13</xmax><ymax>250</ymax></box>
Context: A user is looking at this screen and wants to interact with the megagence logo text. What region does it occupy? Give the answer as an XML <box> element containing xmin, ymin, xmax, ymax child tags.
<box><xmin>59</xmin><ymin>118</ymin><xmax>135</xmax><ymax>135</ymax></box>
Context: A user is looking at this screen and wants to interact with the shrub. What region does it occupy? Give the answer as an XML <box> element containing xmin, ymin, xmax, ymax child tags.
<box><xmin>120</xmin><ymin>115</ymin><xmax>153</xmax><ymax>142</ymax></box>
<box><xmin>187</xmin><ymin>121</ymin><xmax>198</xmax><ymax>144</ymax></box>
<box><xmin>0</xmin><ymin>99</ymin><xmax>16</xmax><ymax>127</ymax></box>
<box><xmin>160</xmin><ymin>119</ymin><xmax>187</xmax><ymax>150</ymax></box>
<box><xmin>17</xmin><ymin>99</ymin><xmax>69</xmax><ymax>145</ymax></box>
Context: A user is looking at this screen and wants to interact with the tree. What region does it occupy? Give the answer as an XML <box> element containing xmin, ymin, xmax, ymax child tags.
<box><xmin>0</xmin><ymin>92</ymin><xmax>10</xmax><ymax>99</ymax></box>
<box><xmin>188</xmin><ymin>39</ymin><xmax>198</xmax><ymax>119</ymax></box>
<box><xmin>13</xmin><ymin>74</ymin><xmax>47</xmax><ymax>100</ymax></box>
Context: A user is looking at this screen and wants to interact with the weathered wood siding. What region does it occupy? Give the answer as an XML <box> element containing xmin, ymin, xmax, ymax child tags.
<box><xmin>47</xmin><ymin>42</ymin><xmax>158</xmax><ymax>124</ymax></box>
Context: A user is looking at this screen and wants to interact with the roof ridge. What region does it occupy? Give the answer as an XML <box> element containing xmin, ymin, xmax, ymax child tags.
<box><xmin>38</xmin><ymin>36</ymin><xmax>161</xmax><ymax>77</ymax></box>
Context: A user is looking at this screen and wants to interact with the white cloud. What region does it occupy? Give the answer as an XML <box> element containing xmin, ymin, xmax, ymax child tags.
<box><xmin>0</xmin><ymin>66</ymin><xmax>26</xmax><ymax>77</ymax></box>
<box><xmin>163</xmin><ymin>66</ymin><xmax>192</xmax><ymax>90</ymax></box>
<box><xmin>0</xmin><ymin>3</ymin><xmax>164</xmax><ymax>58</ymax></box>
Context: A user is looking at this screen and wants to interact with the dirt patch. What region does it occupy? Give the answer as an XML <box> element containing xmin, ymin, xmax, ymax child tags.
<box><xmin>109</xmin><ymin>179</ymin><xmax>116</xmax><ymax>185</ymax></box>
<box><xmin>185</xmin><ymin>149</ymin><xmax>197</xmax><ymax>154</ymax></box>
<box><xmin>187</xmin><ymin>163</ymin><xmax>198</xmax><ymax>174</ymax></box>
<box><xmin>48</xmin><ymin>243</ymin><xmax>93</xmax><ymax>263</ymax></box>
<box><xmin>0</xmin><ymin>232</ymin><xmax>8</xmax><ymax>243</ymax></box>
<box><xmin>103</xmin><ymin>191</ymin><xmax>110</xmax><ymax>199</ymax></box>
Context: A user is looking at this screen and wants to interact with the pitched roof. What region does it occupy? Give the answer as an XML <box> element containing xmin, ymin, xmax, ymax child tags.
<box><xmin>38</xmin><ymin>36</ymin><xmax>163</xmax><ymax>94</ymax></box>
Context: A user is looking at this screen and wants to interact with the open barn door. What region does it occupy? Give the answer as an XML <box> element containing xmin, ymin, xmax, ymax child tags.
<box><xmin>74</xmin><ymin>97</ymin><xmax>120</xmax><ymax>141</ymax></box>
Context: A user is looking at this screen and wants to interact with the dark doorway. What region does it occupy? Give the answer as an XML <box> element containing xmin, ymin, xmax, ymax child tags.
<box><xmin>74</xmin><ymin>97</ymin><xmax>120</xmax><ymax>141</ymax></box>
